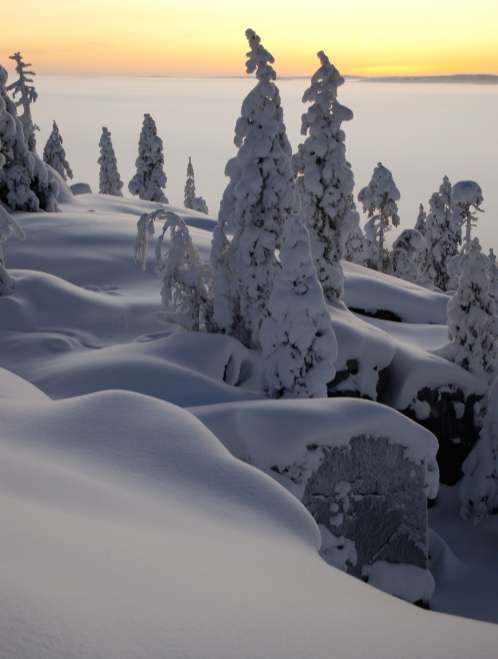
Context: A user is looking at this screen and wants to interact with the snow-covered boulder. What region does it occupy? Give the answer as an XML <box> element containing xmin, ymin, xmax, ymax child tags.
<box><xmin>193</xmin><ymin>397</ymin><xmax>439</xmax><ymax>604</ymax></box>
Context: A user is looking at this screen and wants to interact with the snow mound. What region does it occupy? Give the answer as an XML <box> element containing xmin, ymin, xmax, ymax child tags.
<box><xmin>343</xmin><ymin>260</ymin><xmax>449</xmax><ymax>323</ymax></box>
<box><xmin>192</xmin><ymin>397</ymin><xmax>439</xmax><ymax>499</ymax></box>
<box><xmin>1</xmin><ymin>371</ymin><xmax>497</xmax><ymax>659</ymax></box>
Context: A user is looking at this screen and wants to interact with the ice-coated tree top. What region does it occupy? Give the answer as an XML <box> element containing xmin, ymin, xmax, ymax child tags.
<box><xmin>6</xmin><ymin>52</ymin><xmax>38</xmax><ymax>149</ymax></box>
<box><xmin>244</xmin><ymin>28</ymin><xmax>276</xmax><ymax>82</ymax></box>
<box><xmin>359</xmin><ymin>162</ymin><xmax>401</xmax><ymax>214</ymax></box>
<box><xmin>301</xmin><ymin>50</ymin><xmax>351</xmax><ymax>124</ymax></box>
<box><xmin>452</xmin><ymin>180</ymin><xmax>483</xmax><ymax>209</ymax></box>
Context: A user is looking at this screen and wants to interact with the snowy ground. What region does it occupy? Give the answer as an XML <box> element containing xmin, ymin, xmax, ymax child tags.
<box><xmin>2</xmin><ymin>193</ymin><xmax>498</xmax><ymax>657</ymax></box>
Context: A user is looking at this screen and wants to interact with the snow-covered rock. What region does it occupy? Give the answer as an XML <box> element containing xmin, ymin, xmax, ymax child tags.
<box><xmin>193</xmin><ymin>397</ymin><xmax>439</xmax><ymax>603</ymax></box>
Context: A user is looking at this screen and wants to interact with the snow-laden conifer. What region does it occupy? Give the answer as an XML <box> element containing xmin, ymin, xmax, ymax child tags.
<box><xmin>98</xmin><ymin>127</ymin><xmax>123</xmax><ymax>196</ymax></box>
<box><xmin>443</xmin><ymin>238</ymin><xmax>496</xmax><ymax>378</ymax></box>
<box><xmin>451</xmin><ymin>180</ymin><xmax>483</xmax><ymax>252</ymax></box>
<box><xmin>211</xmin><ymin>29</ymin><xmax>297</xmax><ymax>346</ymax></box>
<box><xmin>260</xmin><ymin>212</ymin><xmax>337</xmax><ymax>398</ymax></box>
<box><xmin>358</xmin><ymin>163</ymin><xmax>400</xmax><ymax>272</ymax></box>
<box><xmin>0</xmin><ymin>66</ymin><xmax>58</xmax><ymax>212</ymax></box>
<box><xmin>184</xmin><ymin>157</ymin><xmax>208</xmax><ymax>214</ymax></box>
<box><xmin>6</xmin><ymin>52</ymin><xmax>38</xmax><ymax>150</ymax></box>
<box><xmin>420</xmin><ymin>176</ymin><xmax>459</xmax><ymax>291</ymax></box>
<box><xmin>344</xmin><ymin>225</ymin><xmax>367</xmax><ymax>265</ymax></box>
<box><xmin>460</xmin><ymin>378</ymin><xmax>498</xmax><ymax>524</ymax></box>
<box><xmin>135</xmin><ymin>209</ymin><xmax>209</xmax><ymax>331</ymax></box>
<box><xmin>0</xmin><ymin>202</ymin><xmax>24</xmax><ymax>295</ymax></box>
<box><xmin>392</xmin><ymin>228</ymin><xmax>426</xmax><ymax>283</ymax></box>
<box><xmin>293</xmin><ymin>51</ymin><xmax>359</xmax><ymax>304</ymax></box>
<box><xmin>43</xmin><ymin>121</ymin><xmax>73</xmax><ymax>181</ymax></box>
<box><xmin>414</xmin><ymin>203</ymin><xmax>427</xmax><ymax>235</ymax></box>
<box><xmin>129</xmin><ymin>114</ymin><xmax>168</xmax><ymax>203</ymax></box>
<box><xmin>488</xmin><ymin>248</ymin><xmax>498</xmax><ymax>301</ymax></box>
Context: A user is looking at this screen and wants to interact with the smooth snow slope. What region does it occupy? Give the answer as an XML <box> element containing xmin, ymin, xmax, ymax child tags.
<box><xmin>1</xmin><ymin>370</ymin><xmax>498</xmax><ymax>659</ymax></box>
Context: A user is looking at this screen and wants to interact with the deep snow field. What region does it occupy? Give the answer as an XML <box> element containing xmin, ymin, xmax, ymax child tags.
<box><xmin>1</xmin><ymin>192</ymin><xmax>498</xmax><ymax>659</ymax></box>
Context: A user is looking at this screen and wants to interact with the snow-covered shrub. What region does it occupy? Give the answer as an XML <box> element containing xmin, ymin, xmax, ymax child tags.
<box><xmin>43</xmin><ymin>121</ymin><xmax>73</xmax><ymax>181</ymax></box>
<box><xmin>184</xmin><ymin>157</ymin><xmax>208</xmax><ymax>214</ymax></box>
<box><xmin>98</xmin><ymin>127</ymin><xmax>123</xmax><ymax>196</ymax></box>
<box><xmin>460</xmin><ymin>378</ymin><xmax>498</xmax><ymax>524</ymax></box>
<box><xmin>0</xmin><ymin>66</ymin><xmax>58</xmax><ymax>212</ymax></box>
<box><xmin>211</xmin><ymin>29</ymin><xmax>297</xmax><ymax>347</ymax></box>
<box><xmin>129</xmin><ymin>114</ymin><xmax>168</xmax><ymax>203</ymax></box>
<box><xmin>0</xmin><ymin>203</ymin><xmax>24</xmax><ymax>295</ymax></box>
<box><xmin>443</xmin><ymin>238</ymin><xmax>496</xmax><ymax>378</ymax></box>
<box><xmin>260</xmin><ymin>212</ymin><xmax>337</xmax><ymax>398</ymax></box>
<box><xmin>6</xmin><ymin>52</ymin><xmax>38</xmax><ymax>150</ymax></box>
<box><xmin>135</xmin><ymin>209</ymin><xmax>210</xmax><ymax>331</ymax></box>
<box><xmin>293</xmin><ymin>51</ymin><xmax>359</xmax><ymax>304</ymax></box>
<box><xmin>451</xmin><ymin>180</ymin><xmax>483</xmax><ymax>252</ymax></box>
<box><xmin>414</xmin><ymin>203</ymin><xmax>427</xmax><ymax>236</ymax></box>
<box><xmin>358</xmin><ymin>163</ymin><xmax>400</xmax><ymax>272</ymax></box>
<box><xmin>420</xmin><ymin>176</ymin><xmax>459</xmax><ymax>291</ymax></box>
<box><xmin>344</xmin><ymin>225</ymin><xmax>367</xmax><ymax>265</ymax></box>
<box><xmin>392</xmin><ymin>229</ymin><xmax>426</xmax><ymax>283</ymax></box>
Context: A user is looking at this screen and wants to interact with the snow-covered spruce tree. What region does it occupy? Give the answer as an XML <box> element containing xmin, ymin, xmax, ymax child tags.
<box><xmin>0</xmin><ymin>67</ymin><xmax>58</xmax><ymax>212</ymax></box>
<box><xmin>135</xmin><ymin>209</ymin><xmax>210</xmax><ymax>331</ymax></box>
<box><xmin>488</xmin><ymin>248</ymin><xmax>498</xmax><ymax>301</ymax></box>
<box><xmin>211</xmin><ymin>29</ymin><xmax>297</xmax><ymax>347</ymax></box>
<box><xmin>420</xmin><ymin>176</ymin><xmax>459</xmax><ymax>291</ymax></box>
<box><xmin>451</xmin><ymin>180</ymin><xmax>483</xmax><ymax>253</ymax></box>
<box><xmin>0</xmin><ymin>202</ymin><xmax>25</xmax><ymax>295</ymax></box>
<box><xmin>98</xmin><ymin>127</ymin><xmax>123</xmax><ymax>196</ymax></box>
<box><xmin>358</xmin><ymin>163</ymin><xmax>400</xmax><ymax>272</ymax></box>
<box><xmin>293</xmin><ymin>51</ymin><xmax>359</xmax><ymax>304</ymax></box>
<box><xmin>344</xmin><ymin>224</ymin><xmax>367</xmax><ymax>265</ymax></box>
<box><xmin>443</xmin><ymin>238</ymin><xmax>497</xmax><ymax>378</ymax></box>
<box><xmin>460</xmin><ymin>378</ymin><xmax>498</xmax><ymax>524</ymax></box>
<box><xmin>6</xmin><ymin>52</ymin><xmax>38</xmax><ymax>150</ymax></box>
<box><xmin>129</xmin><ymin>114</ymin><xmax>168</xmax><ymax>203</ymax></box>
<box><xmin>260</xmin><ymin>212</ymin><xmax>338</xmax><ymax>398</ymax></box>
<box><xmin>43</xmin><ymin>121</ymin><xmax>73</xmax><ymax>181</ymax></box>
<box><xmin>392</xmin><ymin>228</ymin><xmax>426</xmax><ymax>283</ymax></box>
<box><xmin>414</xmin><ymin>203</ymin><xmax>427</xmax><ymax>235</ymax></box>
<box><xmin>184</xmin><ymin>157</ymin><xmax>208</xmax><ymax>214</ymax></box>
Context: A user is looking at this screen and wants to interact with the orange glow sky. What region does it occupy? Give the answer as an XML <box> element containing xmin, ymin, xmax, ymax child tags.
<box><xmin>2</xmin><ymin>0</ymin><xmax>498</xmax><ymax>76</ymax></box>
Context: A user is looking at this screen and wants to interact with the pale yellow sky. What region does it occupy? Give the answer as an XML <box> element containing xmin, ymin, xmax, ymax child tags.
<box><xmin>2</xmin><ymin>0</ymin><xmax>498</xmax><ymax>76</ymax></box>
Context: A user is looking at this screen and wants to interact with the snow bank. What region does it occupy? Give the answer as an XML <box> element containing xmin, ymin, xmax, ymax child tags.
<box><xmin>1</xmin><ymin>371</ymin><xmax>497</xmax><ymax>659</ymax></box>
<box><xmin>343</xmin><ymin>260</ymin><xmax>449</xmax><ymax>323</ymax></box>
<box><xmin>192</xmin><ymin>397</ymin><xmax>439</xmax><ymax>499</ymax></box>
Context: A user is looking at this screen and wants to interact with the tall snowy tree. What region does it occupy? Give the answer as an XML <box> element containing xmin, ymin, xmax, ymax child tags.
<box><xmin>358</xmin><ymin>163</ymin><xmax>400</xmax><ymax>272</ymax></box>
<box><xmin>98</xmin><ymin>127</ymin><xmax>123</xmax><ymax>196</ymax></box>
<box><xmin>129</xmin><ymin>114</ymin><xmax>168</xmax><ymax>203</ymax></box>
<box><xmin>211</xmin><ymin>29</ymin><xmax>297</xmax><ymax>347</ymax></box>
<box><xmin>0</xmin><ymin>202</ymin><xmax>24</xmax><ymax>295</ymax></box>
<box><xmin>135</xmin><ymin>209</ymin><xmax>210</xmax><ymax>331</ymax></box>
<box><xmin>6</xmin><ymin>52</ymin><xmax>38</xmax><ymax>150</ymax></box>
<box><xmin>43</xmin><ymin>121</ymin><xmax>73</xmax><ymax>181</ymax></box>
<box><xmin>460</xmin><ymin>378</ymin><xmax>498</xmax><ymax>524</ymax></box>
<box><xmin>184</xmin><ymin>157</ymin><xmax>208</xmax><ymax>213</ymax></box>
<box><xmin>451</xmin><ymin>180</ymin><xmax>483</xmax><ymax>252</ymax></box>
<box><xmin>420</xmin><ymin>176</ymin><xmax>460</xmax><ymax>291</ymax></box>
<box><xmin>293</xmin><ymin>50</ymin><xmax>359</xmax><ymax>304</ymax></box>
<box><xmin>0</xmin><ymin>66</ymin><xmax>58</xmax><ymax>212</ymax></box>
<box><xmin>443</xmin><ymin>238</ymin><xmax>496</xmax><ymax>378</ymax></box>
<box><xmin>260</xmin><ymin>212</ymin><xmax>338</xmax><ymax>398</ymax></box>
<box><xmin>392</xmin><ymin>228</ymin><xmax>426</xmax><ymax>283</ymax></box>
<box><xmin>414</xmin><ymin>203</ymin><xmax>427</xmax><ymax>235</ymax></box>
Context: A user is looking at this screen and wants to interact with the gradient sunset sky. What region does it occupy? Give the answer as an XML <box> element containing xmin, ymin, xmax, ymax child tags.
<box><xmin>3</xmin><ymin>0</ymin><xmax>498</xmax><ymax>76</ymax></box>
